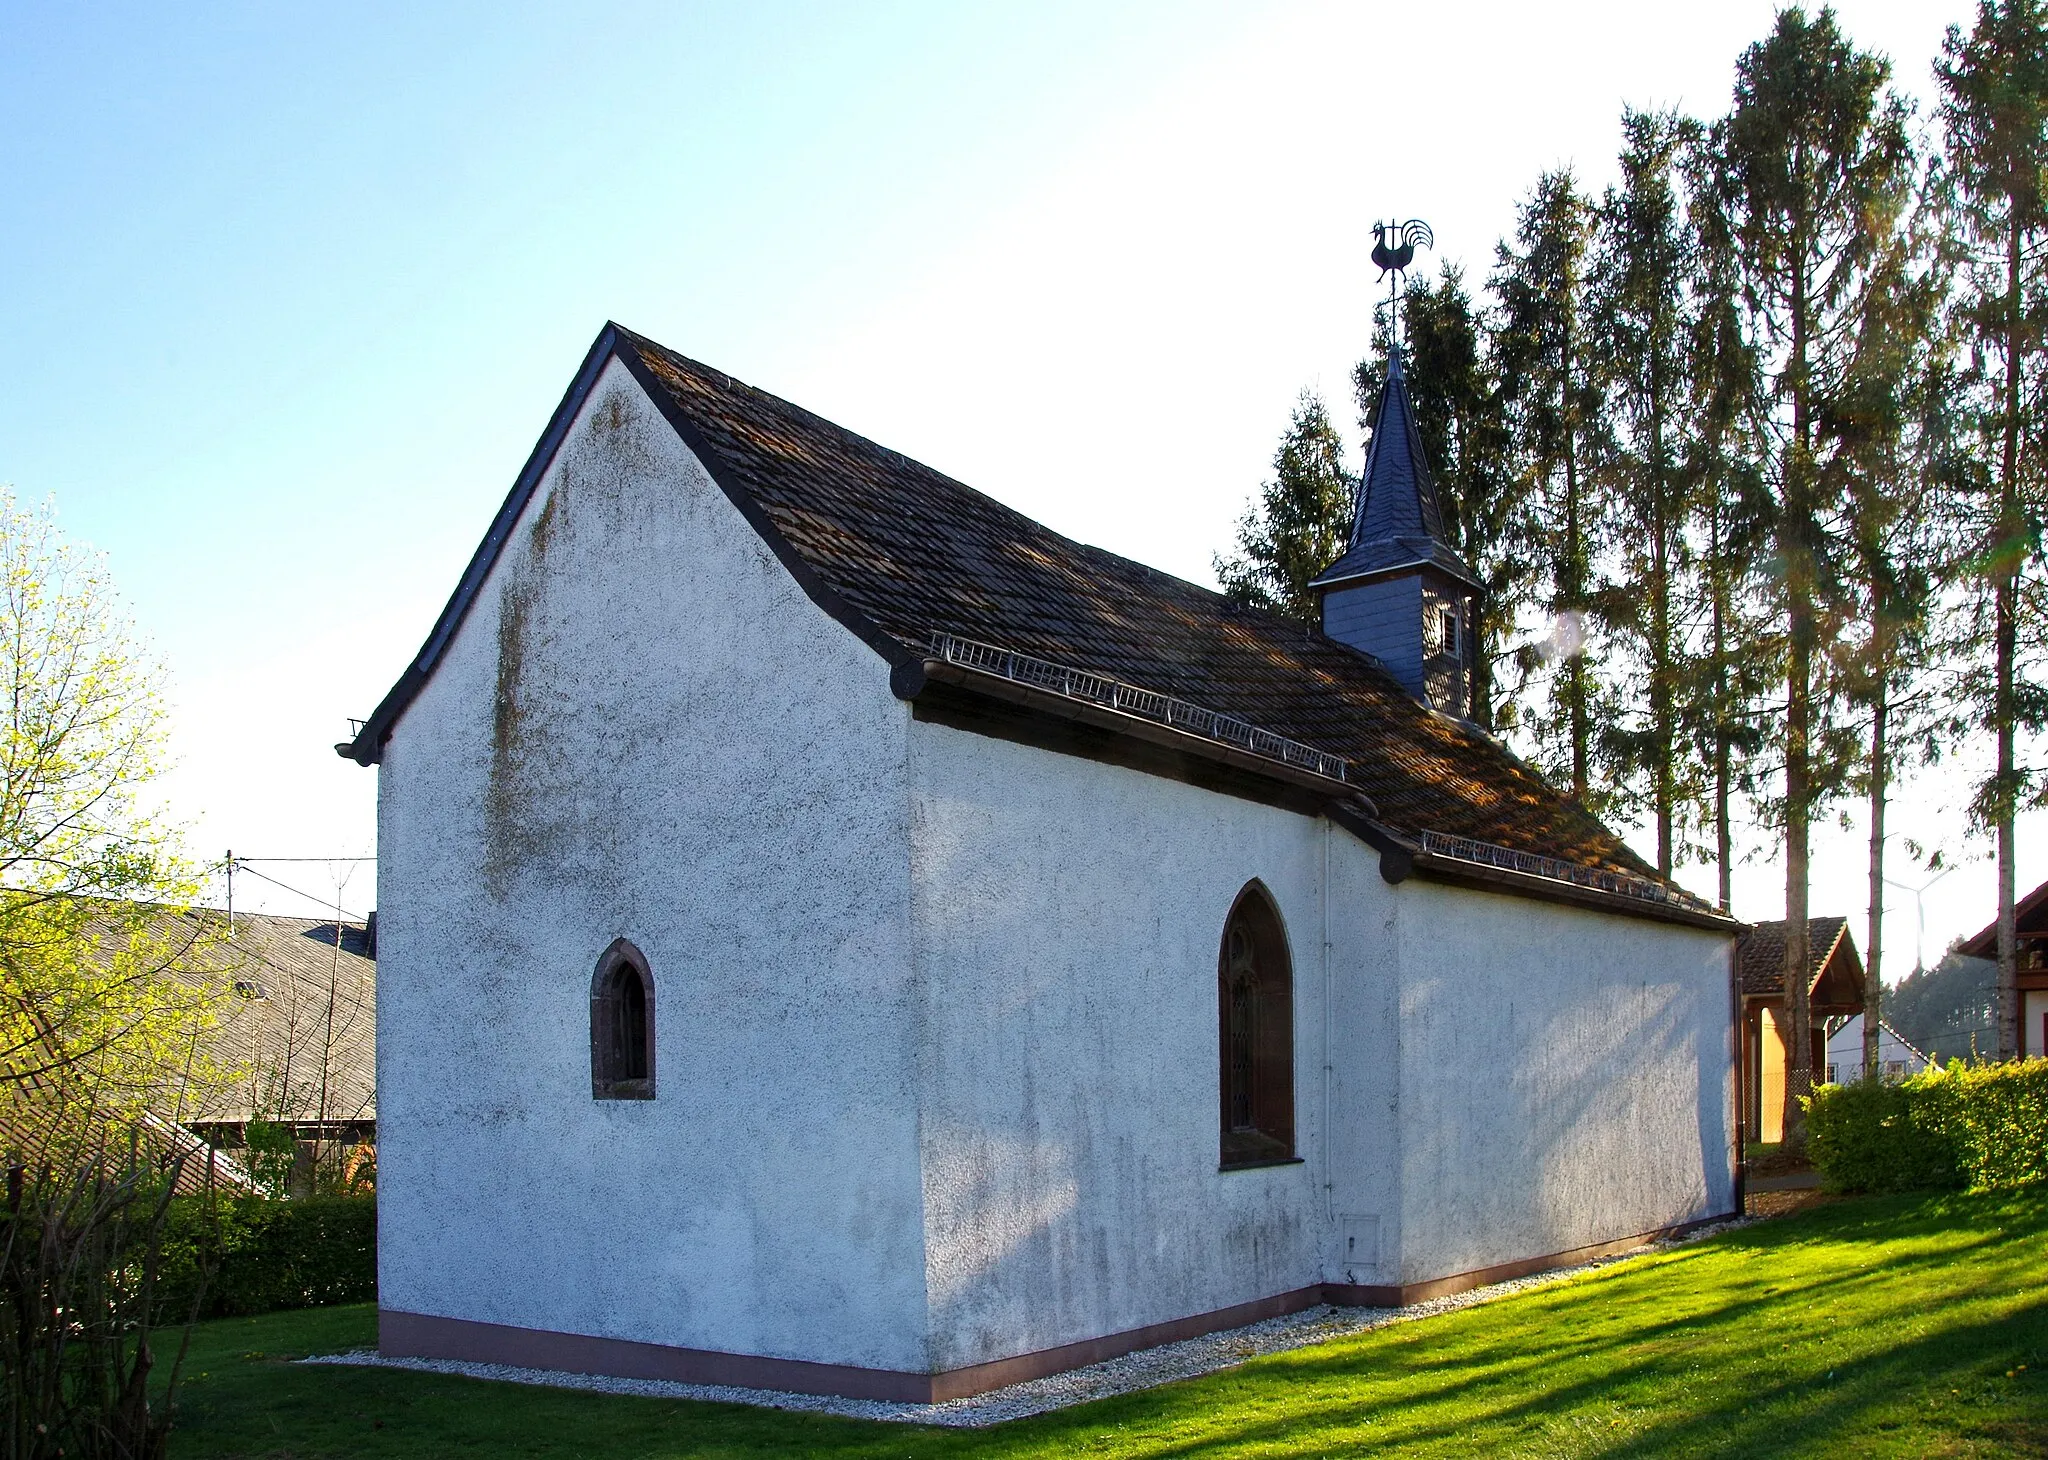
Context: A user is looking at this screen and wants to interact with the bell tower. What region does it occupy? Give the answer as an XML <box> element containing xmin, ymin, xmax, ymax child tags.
<box><xmin>1309</xmin><ymin>220</ymin><xmax>1481</xmax><ymax>722</ymax></box>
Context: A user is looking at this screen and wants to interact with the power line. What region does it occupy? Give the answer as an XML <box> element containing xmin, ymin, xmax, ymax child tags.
<box><xmin>228</xmin><ymin>863</ymin><xmax>366</xmax><ymax>923</ymax></box>
<box><xmin>234</xmin><ymin>847</ymin><xmax>378</xmax><ymax>860</ymax></box>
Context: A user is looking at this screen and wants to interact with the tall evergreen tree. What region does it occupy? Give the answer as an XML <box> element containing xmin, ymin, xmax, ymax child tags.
<box><xmin>1715</xmin><ymin>6</ymin><xmax>1914</xmax><ymax>1137</ymax></box>
<box><xmin>1495</xmin><ymin>171</ymin><xmax>1606</xmax><ymax>805</ymax></box>
<box><xmin>1682</xmin><ymin>136</ymin><xmax>1775</xmax><ymax>914</ymax></box>
<box><xmin>1215</xmin><ymin>392</ymin><xmax>1353</xmax><ymax>621</ymax></box>
<box><xmin>1938</xmin><ymin>0</ymin><xmax>2048</xmax><ymax>1060</ymax></box>
<box><xmin>1589</xmin><ymin>110</ymin><xmax>1706</xmax><ymax>877</ymax></box>
<box><xmin>1834</xmin><ymin>180</ymin><xmax>1946</xmax><ymax>1078</ymax></box>
<box><xmin>1354</xmin><ymin>266</ymin><xmax>1530</xmax><ymax>731</ymax></box>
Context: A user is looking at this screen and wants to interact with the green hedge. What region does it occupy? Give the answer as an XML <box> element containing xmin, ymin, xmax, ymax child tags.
<box><xmin>1806</xmin><ymin>1060</ymin><xmax>2048</xmax><ymax>1194</ymax></box>
<box><xmin>157</xmin><ymin>1194</ymin><xmax>376</xmax><ymax>1320</ymax></box>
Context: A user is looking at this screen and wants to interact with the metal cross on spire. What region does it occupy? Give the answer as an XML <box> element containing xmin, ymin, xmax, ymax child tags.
<box><xmin>1371</xmin><ymin>218</ymin><xmax>1433</xmax><ymax>345</ymax></box>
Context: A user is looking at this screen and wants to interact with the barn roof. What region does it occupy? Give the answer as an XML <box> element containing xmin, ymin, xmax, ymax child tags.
<box><xmin>0</xmin><ymin>906</ymin><xmax>374</xmax><ymax>1192</ymax></box>
<box><xmin>340</xmin><ymin>324</ymin><xmax>1730</xmax><ymax>928</ymax></box>
<box><xmin>170</xmin><ymin>910</ymin><xmax>377</xmax><ymax>1127</ymax></box>
<box><xmin>1736</xmin><ymin>917</ymin><xmax>1860</xmax><ymax>999</ymax></box>
<box><xmin>0</xmin><ymin>1086</ymin><xmax>260</xmax><ymax>1195</ymax></box>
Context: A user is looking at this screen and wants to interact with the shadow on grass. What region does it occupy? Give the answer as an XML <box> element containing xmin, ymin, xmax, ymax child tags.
<box><xmin>1002</xmin><ymin>1292</ymin><xmax>2048</xmax><ymax>1460</ymax></box>
<box><xmin>164</xmin><ymin>1191</ymin><xmax>2048</xmax><ymax>1460</ymax></box>
<box><xmin>1598</xmin><ymin>1297</ymin><xmax>2048</xmax><ymax>1460</ymax></box>
<box><xmin>987</xmin><ymin>1191</ymin><xmax>2048</xmax><ymax>1459</ymax></box>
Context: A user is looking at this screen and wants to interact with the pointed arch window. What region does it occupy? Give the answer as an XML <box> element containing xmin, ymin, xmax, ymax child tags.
<box><xmin>1218</xmin><ymin>884</ymin><xmax>1295</xmax><ymax>1167</ymax></box>
<box><xmin>591</xmin><ymin>939</ymin><xmax>655</xmax><ymax>1100</ymax></box>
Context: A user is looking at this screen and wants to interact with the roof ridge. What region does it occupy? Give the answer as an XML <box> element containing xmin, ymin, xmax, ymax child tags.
<box><xmin>622</xmin><ymin>334</ymin><xmax>1667</xmax><ymax>889</ymax></box>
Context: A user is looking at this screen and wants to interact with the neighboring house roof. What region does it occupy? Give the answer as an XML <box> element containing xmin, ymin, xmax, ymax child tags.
<box><xmin>0</xmin><ymin>905</ymin><xmax>372</xmax><ymax>1192</ymax></box>
<box><xmin>0</xmin><ymin>1085</ymin><xmax>258</xmax><ymax>1194</ymax></box>
<box><xmin>340</xmin><ymin>325</ymin><xmax>1728</xmax><ymax>927</ymax></box>
<box><xmin>1737</xmin><ymin>917</ymin><xmax>1864</xmax><ymax>1003</ymax></box>
<box><xmin>1824</xmin><ymin>1015</ymin><xmax>1930</xmax><ymax>1069</ymax></box>
<box><xmin>1309</xmin><ymin>347</ymin><xmax>1479</xmax><ymax>593</ymax></box>
<box><xmin>1957</xmin><ymin>876</ymin><xmax>2048</xmax><ymax>958</ymax></box>
<box><xmin>169</xmin><ymin>909</ymin><xmax>377</xmax><ymax>1128</ymax></box>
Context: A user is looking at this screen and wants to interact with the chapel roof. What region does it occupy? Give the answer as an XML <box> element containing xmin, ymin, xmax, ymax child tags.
<box><xmin>1736</xmin><ymin>916</ymin><xmax>1859</xmax><ymax>999</ymax></box>
<box><xmin>343</xmin><ymin>324</ymin><xmax>1686</xmax><ymax>892</ymax></box>
<box><xmin>1309</xmin><ymin>347</ymin><xmax>1478</xmax><ymax>592</ymax></box>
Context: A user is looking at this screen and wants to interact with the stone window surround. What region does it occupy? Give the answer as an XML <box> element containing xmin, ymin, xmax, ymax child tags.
<box><xmin>590</xmin><ymin>937</ymin><xmax>656</xmax><ymax>1100</ymax></box>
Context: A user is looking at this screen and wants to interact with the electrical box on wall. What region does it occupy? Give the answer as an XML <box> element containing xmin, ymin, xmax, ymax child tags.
<box><xmin>1341</xmin><ymin>1214</ymin><xmax>1380</xmax><ymax>1279</ymax></box>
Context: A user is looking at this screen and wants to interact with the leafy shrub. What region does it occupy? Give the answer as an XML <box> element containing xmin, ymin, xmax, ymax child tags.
<box><xmin>1804</xmin><ymin>1075</ymin><xmax>1961</xmax><ymax>1192</ymax></box>
<box><xmin>158</xmin><ymin>1195</ymin><xmax>374</xmax><ymax>1320</ymax></box>
<box><xmin>2</xmin><ymin>1159</ymin><xmax>201</xmax><ymax>1460</ymax></box>
<box><xmin>1806</xmin><ymin>1060</ymin><xmax>2048</xmax><ymax>1194</ymax></box>
<box><xmin>1949</xmin><ymin>1060</ymin><xmax>2048</xmax><ymax>1188</ymax></box>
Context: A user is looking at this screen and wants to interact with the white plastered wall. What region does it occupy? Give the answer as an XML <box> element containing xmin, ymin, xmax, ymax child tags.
<box><xmin>906</xmin><ymin>722</ymin><xmax>1394</xmax><ymax>1371</ymax></box>
<box><xmin>1388</xmin><ymin>880</ymin><xmax>1737</xmax><ymax>1285</ymax></box>
<box><xmin>374</xmin><ymin>360</ymin><xmax>929</xmax><ymax>1372</ymax></box>
<box><xmin>904</xmin><ymin>712</ymin><xmax>1735</xmax><ymax>1369</ymax></box>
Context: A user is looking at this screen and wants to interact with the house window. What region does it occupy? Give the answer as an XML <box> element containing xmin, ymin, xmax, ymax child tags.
<box><xmin>591</xmin><ymin>939</ymin><xmax>655</xmax><ymax>1099</ymax></box>
<box><xmin>1218</xmin><ymin>884</ymin><xmax>1295</xmax><ymax>1168</ymax></box>
<box><xmin>1439</xmin><ymin>606</ymin><xmax>1459</xmax><ymax>659</ymax></box>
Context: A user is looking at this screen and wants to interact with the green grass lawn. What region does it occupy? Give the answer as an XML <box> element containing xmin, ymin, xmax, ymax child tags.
<box><xmin>166</xmin><ymin>1190</ymin><xmax>2048</xmax><ymax>1458</ymax></box>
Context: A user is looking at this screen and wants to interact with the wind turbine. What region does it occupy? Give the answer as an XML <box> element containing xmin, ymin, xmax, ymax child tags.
<box><xmin>1883</xmin><ymin>865</ymin><xmax>1958</xmax><ymax>979</ymax></box>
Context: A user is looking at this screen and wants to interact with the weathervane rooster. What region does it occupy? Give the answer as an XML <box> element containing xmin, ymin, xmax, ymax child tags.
<box><xmin>1372</xmin><ymin>218</ymin><xmax>1433</xmax><ymax>342</ymax></box>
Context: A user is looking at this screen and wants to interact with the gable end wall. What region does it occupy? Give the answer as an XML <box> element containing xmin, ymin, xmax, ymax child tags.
<box><xmin>373</xmin><ymin>360</ymin><xmax>928</xmax><ymax>1372</ymax></box>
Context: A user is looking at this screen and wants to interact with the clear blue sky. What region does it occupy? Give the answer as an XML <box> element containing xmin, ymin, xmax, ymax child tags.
<box><xmin>1</xmin><ymin>1</ymin><xmax>2001</xmax><ymax>961</ymax></box>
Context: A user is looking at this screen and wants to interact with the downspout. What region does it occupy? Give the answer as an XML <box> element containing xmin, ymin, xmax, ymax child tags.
<box><xmin>1322</xmin><ymin>816</ymin><xmax>1334</xmax><ymax>1226</ymax></box>
<box><xmin>1731</xmin><ymin>942</ymin><xmax>1746</xmax><ymax>1218</ymax></box>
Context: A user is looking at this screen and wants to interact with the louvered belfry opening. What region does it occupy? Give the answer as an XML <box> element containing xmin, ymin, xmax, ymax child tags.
<box><xmin>590</xmin><ymin>939</ymin><xmax>656</xmax><ymax>1100</ymax></box>
<box><xmin>1218</xmin><ymin>885</ymin><xmax>1294</xmax><ymax>1168</ymax></box>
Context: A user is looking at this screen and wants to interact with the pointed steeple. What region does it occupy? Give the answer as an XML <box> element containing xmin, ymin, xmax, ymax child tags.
<box><xmin>1310</xmin><ymin>345</ymin><xmax>1482</xmax><ymax>721</ymax></box>
<box><xmin>1311</xmin><ymin>347</ymin><xmax>1477</xmax><ymax>593</ymax></box>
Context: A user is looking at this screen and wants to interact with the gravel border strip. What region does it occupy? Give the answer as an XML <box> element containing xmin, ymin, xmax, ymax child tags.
<box><xmin>302</xmin><ymin>1217</ymin><xmax>1749</xmax><ymax>1428</ymax></box>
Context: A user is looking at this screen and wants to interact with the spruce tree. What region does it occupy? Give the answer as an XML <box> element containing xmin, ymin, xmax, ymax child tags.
<box><xmin>1715</xmin><ymin>6</ymin><xmax>1915</xmax><ymax>1136</ymax></box>
<box><xmin>1588</xmin><ymin>110</ymin><xmax>1706</xmax><ymax>877</ymax></box>
<box><xmin>1835</xmin><ymin>181</ymin><xmax>1945</xmax><ymax>1078</ymax></box>
<box><xmin>1495</xmin><ymin>171</ymin><xmax>1606</xmax><ymax>806</ymax></box>
<box><xmin>1679</xmin><ymin>149</ymin><xmax>1773</xmax><ymax>914</ymax></box>
<box><xmin>1215</xmin><ymin>393</ymin><xmax>1353</xmax><ymax>621</ymax></box>
<box><xmin>1938</xmin><ymin>0</ymin><xmax>2048</xmax><ymax>1060</ymax></box>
